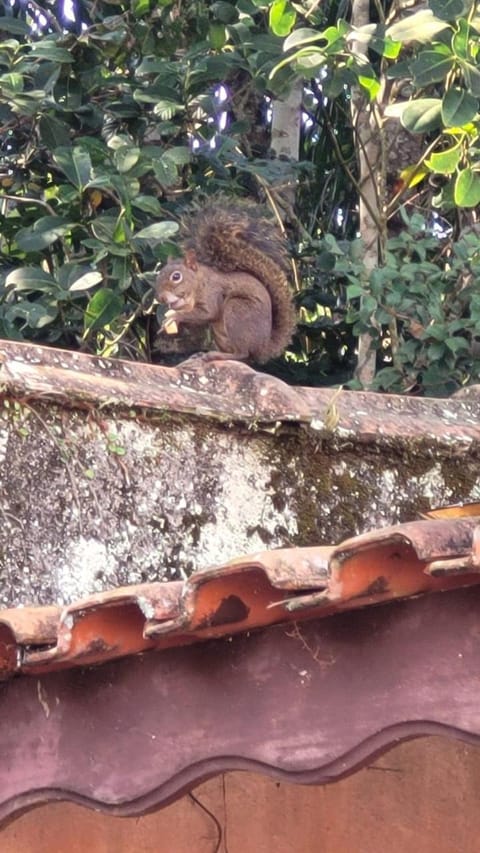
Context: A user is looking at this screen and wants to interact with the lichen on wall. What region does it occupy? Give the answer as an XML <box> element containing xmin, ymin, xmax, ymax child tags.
<box><xmin>0</xmin><ymin>402</ymin><xmax>304</xmax><ymax>607</ymax></box>
<box><xmin>1</xmin><ymin>389</ymin><xmax>480</xmax><ymax>609</ymax></box>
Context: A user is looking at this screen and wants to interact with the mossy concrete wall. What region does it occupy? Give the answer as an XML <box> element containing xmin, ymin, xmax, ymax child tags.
<box><xmin>1</xmin><ymin>341</ymin><xmax>479</xmax><ymax>608</ymax></box>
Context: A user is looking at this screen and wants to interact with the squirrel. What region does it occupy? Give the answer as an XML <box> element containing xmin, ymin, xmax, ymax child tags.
<box><xmin>155</xmin><ymin>196</ymin><xmax>296</xmax><ymax>363</ymax></box>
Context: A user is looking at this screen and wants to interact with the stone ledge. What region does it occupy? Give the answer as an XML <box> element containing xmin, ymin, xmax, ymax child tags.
<box><xmin>0</xmin><ymin>340</ymin><xmax>479</xmax><ymax>608</ymax></box>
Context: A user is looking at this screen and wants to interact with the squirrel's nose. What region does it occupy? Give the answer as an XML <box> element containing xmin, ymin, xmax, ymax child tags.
<box><xmin>156</xmin><ymin>289</ymin><xmax>171</xmax><ymax>304</ymax></box>
<box><xmin>159</xmin><ymin>291</ymin><xmax>186</xmax><ymax>310</ymax></box>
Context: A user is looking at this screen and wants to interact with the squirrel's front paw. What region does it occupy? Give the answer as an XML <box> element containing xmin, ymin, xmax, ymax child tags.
<box><xmin>161</xmin><ymin>310</ymin><xmax>179</xmax><ymax>335</ymax></box>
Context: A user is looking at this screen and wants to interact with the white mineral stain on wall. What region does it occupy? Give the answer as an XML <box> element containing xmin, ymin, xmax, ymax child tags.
<box><xmin>106</xmin><ymin>423</ymin><xmax>299</xmax><ymax>571</ymax></box>
<box><xmin>49</xmin><ymin>421</ymin><xmax>300</xmax><ymax>600</ymax></box>
<box><xmin>413</xmin><ymin>463</ymin><xmax>453</xmax><ymax>501</ymax></box>
<box><xmin>56</xmin><ymin>537</ymin><xmax>118</xmax><ymax>604</ymax></box>
<box><xmin>0</xmin><ymin>429</ymin><xmax>8</xmax><ymax>466</ymax></box>
<box><xmin>468</xmin><ymin>482</ymin><xmax>480</xmax><ymax>501</ymax></box>
<box><xmin>194</xmin><ymin>437</ymin><xmax>298</xmax><ymax>568</ymax></box>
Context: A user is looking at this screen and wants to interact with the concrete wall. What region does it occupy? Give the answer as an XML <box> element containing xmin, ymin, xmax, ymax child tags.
<box><xmin>1</xmin><ymin>341</ymin><xmax>480</xmax><ymax>609</ymax></box>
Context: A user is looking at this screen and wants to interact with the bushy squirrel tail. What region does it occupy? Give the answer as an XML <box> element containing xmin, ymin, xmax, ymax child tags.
<box><xmin>181</xmin><ymin>196</ymin><xmax>296</xmax><ymax>360</ymax></box>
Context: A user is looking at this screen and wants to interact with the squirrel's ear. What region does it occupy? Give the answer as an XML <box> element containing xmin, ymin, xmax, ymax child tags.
<box><xmin>184</xmin><ymin>249</ymin><xmax>198</xmax><ymax>271</ymax></box>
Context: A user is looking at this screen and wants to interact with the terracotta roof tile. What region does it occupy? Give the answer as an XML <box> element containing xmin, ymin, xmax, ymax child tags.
<box><xmin>1</xmin><ymin>512</ymin><xmax>480</xmax><ymax>680</ymax></box>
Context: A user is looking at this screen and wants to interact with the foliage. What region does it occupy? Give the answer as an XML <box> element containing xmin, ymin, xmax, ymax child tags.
<box><xmin>272</xmin><ymin>0</ymin><xmax>480</xmax><ymax>212</ymax></box>
<box><xmin>0</xmin><ymin>0</ymin><xmax>295</xmax><ymax>358</ymax></box>
<box><xmin>385</xmin><ymin>2</ymin><xmax>480</xmax><ymax>211</ymax></box>
<box><xmin>2</xmin><ymin>0</ymin><xmax>480</xmax><ymax>395</ymax></box>
<box><xmin>271</xmin><ymin>0</ymin><xmax>480</xmax><ymax>392</ymax></box>
<box><xmin>315</xmin><ymin>213</ymin><xmax>480</xmax><ymax>395</ymax></box>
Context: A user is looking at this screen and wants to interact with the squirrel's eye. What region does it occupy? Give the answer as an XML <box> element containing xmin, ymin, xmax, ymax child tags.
<box><xmin>170</xmin><ymin>271</ymin><xmax>183</xmax><ymax>283</ymax></box>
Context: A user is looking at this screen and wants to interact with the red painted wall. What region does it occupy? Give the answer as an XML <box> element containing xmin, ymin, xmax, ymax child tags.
<box><xmin>2</xmin><ymin>736</ymin><xmax>478</xmax><ymax>853</ymax></box>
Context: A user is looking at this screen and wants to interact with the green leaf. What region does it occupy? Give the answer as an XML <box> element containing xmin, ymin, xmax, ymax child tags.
<box><xmin>54</xmin><ymin>263</ymin><xmax>95</xmax><ymax>290</ymax></box>
<box><xmin>444</xmin><ymin>121</ymin><xmax>476</xmax><ymax>135</ymax></box>
<box><xmin>68</xmin><ymin>270</ymin><xmax>103</xmax><ymax>292</ymax></box>
<box><xmin>151</xmin><ymin>157</ymin><xmax>179</xmax><ymax>186</ymax></box>
<box><xmin>452</xmin><ymin>18</ymin><xmax>471</xmax><ymax>60</ymax></box>
<box><xmin>358</xmin><ymin>75</ymin><xmax>381</xmax><ymax>99</ymax></box>
<box><xmin>15</xmin><ymin>216</ymin><xmax>72</xmax><ymax>252</ymax></box>
<box><xmin>211</xmin><ymin>1</ymin><xmax>239</xmax><ymax>23</ymax></box>
<box><xmin>372</xmin><ymin>367</ymin><xmax>403</xmax><ymax>391</ymax></box>
<box><xmin>209</xmin><ymin>23</ymin><xmax>227</xmax><ymax>49</ymax></box>
<box><xmin>133</xmin><ymin>0</ymin><xmax>151</xmax><ymax>14</ymax></box>
<box><xmin>151</xmin><ymin>100</ymin><xmax>183</xmax><ymax>119</ymax></box>
<box><xmin>398</xmin><ymin>163</ymin><xmax>430</xmax><ymax>187</ymax></box>
<box><xmin>322</xmin><ymin>24</ymin><xmax>347</xmax><ymax>53</ymax></box>
<box><xmin>135</xmin><ymin>56</ymin><xmax>171</xmax><ymax>76</ymax></box>
<box><xmin>366</xmin><ymin>35</ymin><xmax>399</xmax><ymax>59</ymax></box>
<box><xmin>427</xmin><ymin>323</ymin><xmax>447</xmax><ymax>341</ymax></box>
<box><xmin>90</xmin><ymin>214</ymin><xmax>118</xmax><ymax>243</ymax></box>
<box><xmin>163</xmin><ymin>146</ymin><xmax>191</xmax><ymax>166</ymax></box>
<box><xmin>38</xmin><ymin>115</ymin><xmax>71</xmax><ymax>150</ymax></box>
<box><xmin>445</xmin><ymin>336</ymin><xmax>469</xmax><ymax>353</ymax></box>
<box><xmin>421</xmin><ymin>366</ymin><xmax>449</xmax><ymax>388</ymax></box>
<box><xmin>0</xmin><ymin>72</ymin><xmax>23</xmax><ymax>93</ymax></box>
<box><xmin>410</xmin><ymin>50</ymin><xmax>453</xmax><ymax>87</ymax></box>
<box><xmin>114</xmin><ymin>146</ymin><xmax>140</xmax><ymax>173</ymax></box>
<box><xmin>53</xmin><ymin>146</ymin><xmax>92</xmax><ymax>190</ymax></box>
<box><xmin>113</xmin><ymin>217</ymin><xmax>128</xmax><ymax>243</ymax></box>
<box><xmin>401</xmin><ymin>99</ymin><xmax>443</xmax><ymax>132</ymax></box>
<box><xmin>317</xmin><ymin>251</ymin><xmax>336</xmax><ymax>272</ymax></box>
<box><xmin>5</xmin><ymin>268</ymin><xmax>57</xmax><ymax>292</ymax></box>
<box><xmin>131</xmin><ymin>195</ymin><xmax>163</xmax><ymax>215</ymax></box>
<box><xmin>83</xmin><ymin>289</ymin><xmax>124</xmax><ymax>334</ymax></box>
<box><xmin>454</xmin><ymin>167</ymin><xmax>480</xmax><ymax>206</ymax></box>
<box><xmin>283</xmin><ymin>28</ymin><xmax>329</xmax><ymax>52</ymax></box>
<box><xmin>6</xmin><ymin>301</ymin><xmax>58</xmax><ymax>329</ymax></box>
<box><xmin>386</xmin><ymin>9</ymin><xmax>449</xmax><ymax>42</ymax></box>
<box><xmin>134</xmin><ymin>222</ymin><xmax>179</xmax><ymax>241</ymax></box>
<box><xmin>386</xmin><ymin>59</ymin><xmax>415</xmax><ymax>81</ymax></box>
<box><xmin>111</xmin><ymin>255</ymin><xmax>131</xmax><ymax>291</ymax></box>
<box><xmin>382</xmin><ymin>37</ymin><xmax>402</xmax><ymax>59</ymax></box>
<box><xmin>4</xmin><ymin>90</ymin><xmax>45</xmax><ymax>117</ymax></box>
<box><xmin>295</xmin><ymin>50</ymin><xmax>329</xmax><ymax>71</ymax></box>
<box><xmin>271</xmin><ymin>45</ymin><xmax>326</xmax><ymax>78</ymax></box>
<box><xmin>361</xmin><ymin>295</ymin><xmax>378</xmax><ymax>315</ymax></box>
<box><xmin>425</xmin><ymin>142</ymin><xmax>462</xmax><ymax>174</ymax></box>
<box><xmin>107</xmin><ymin>100</ymin><xmax>141</xmax><ymax>118</ymax></box>
<box><xmin>427</xmin><ymin>342</ymin><xmax>447</xmax><ymax>359</ymax></box>
<box><xmin>442</xmin><ymin>87</ymin><xmax>478</xmax><ymax>126</ymax></box>
<box><xmin>462</xmin><ymin>62</ymin><xmax>480</xmax><ymax>96</ymax></box>
<box><xmin>29</xmin><ymin>44</ymin><xmax>74</xmax><ymax>63</ymax></box>
<box><xmin>0</xmin><ymin>18</ymin><xmax>29</xmax><ymax>35</ymax></box>
<box><xmin>347</xmin><ymin>283</ymin><xmax>364</xmax><ymax>299</ymax></box>
<box><xmin>470</xmin><ymin>293</ymin><xmax>480</xmax><ymax>319</ymax></box>
<box><xmin>430</xmin><ymin>0</ymin><xmax>470</xmax><ymax>22</ymax></box>
<box><xmin>269</xmin><ymin>0</ymin><xmax>296</xmax><ymax>37</ymax></box>
<box><xmin>324</xmin><ymin>234</ymin><xmax>344</xmax><ymax>254</ymax></box>
<box><xmin>52</xmin><ymin>76</ymin><xmax>82</xmax><ymax>110</ymax></box>
<box><xmin>33</xmin><ymin>62</ymin><xmax>61</xmax><ymax>95</ymax></box>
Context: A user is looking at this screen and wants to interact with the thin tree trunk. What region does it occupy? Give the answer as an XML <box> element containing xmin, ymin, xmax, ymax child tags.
<box><xmin>270</xmin><ymin>79</ymin><xmax>303</xmax><ymax>209</ymax></box>
<box><xmin>350</xmin><ymin>0</ymin><xmax>386</xmax><ymax>386</ymax></box>
<box><xmin>269</xmin><ymin>80</ymin><xmax>303</xmax><ymax>296</ymax></box>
